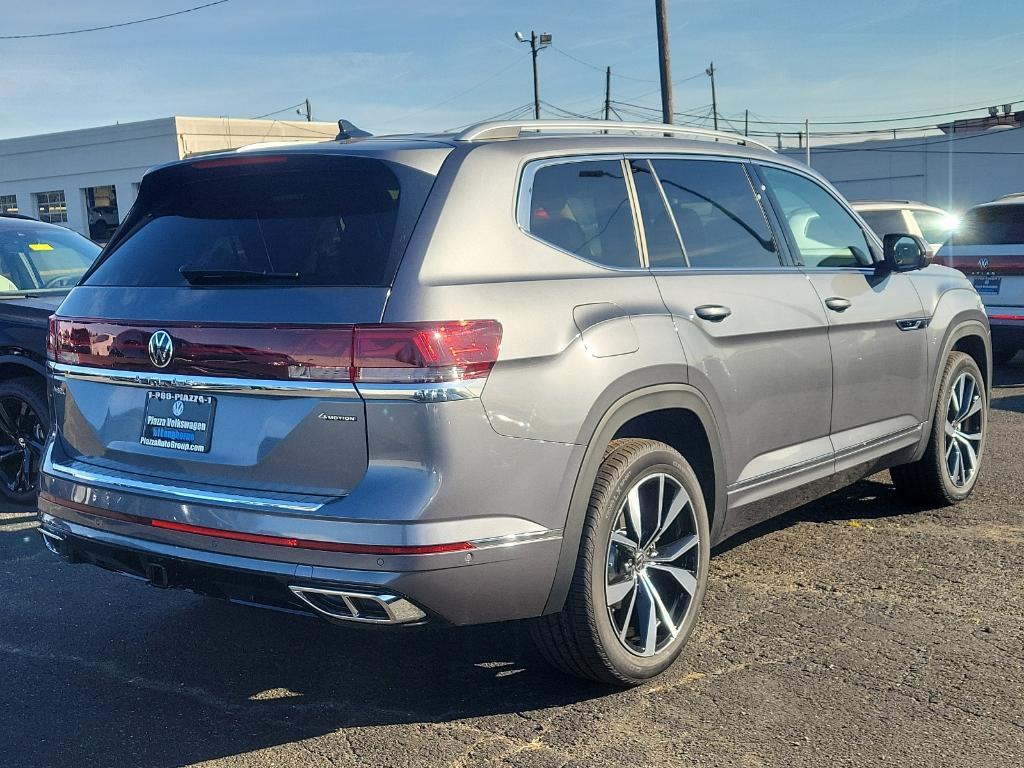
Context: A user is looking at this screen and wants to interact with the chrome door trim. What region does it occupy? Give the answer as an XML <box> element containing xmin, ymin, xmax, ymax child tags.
<box><xmin>49</xmin><ymin>362</ymin><xmax>359</xmax><ymax>399</ymax></box>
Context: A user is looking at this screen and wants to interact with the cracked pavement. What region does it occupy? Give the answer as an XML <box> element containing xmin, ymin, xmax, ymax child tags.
<box><xmin>1</xmin><ymin>363</ymin><xmax>1022</xmax><ymax>768</ymax></box>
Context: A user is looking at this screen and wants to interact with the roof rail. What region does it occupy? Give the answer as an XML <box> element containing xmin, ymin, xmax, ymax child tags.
<box><xmin>453</xmin><ymin>120</ymin><xmax>775</xmax><ymax>152</ymax></box>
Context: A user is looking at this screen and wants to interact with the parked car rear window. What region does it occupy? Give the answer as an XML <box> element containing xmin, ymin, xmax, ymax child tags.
<box><xmin>651</xmin><ymin>159</ymin><xmax>780</xmax><ymax>269</ymax></box>
<box><xmin>85</xmin><ymin>155</ymin><xmax>432</xmax><ymax>287</ymax></box>
<box><xmin>910</xmin><ymin>209</ymin><xmax>956</xmax><ymax>245</ymax></box>
<box><xmin>951</xmin><ymin>205</ymin><xmax>1024</xmax><ymax>246</ymax></box>
<box><xmin>0</xmin><ymin>223</ymin><xmax>99</xmax><ymax>292</ymax></box>
<box><xmin>527</xmin><ymin>159</ymin><xmax>640</xmax><ymax>268</ymax></box>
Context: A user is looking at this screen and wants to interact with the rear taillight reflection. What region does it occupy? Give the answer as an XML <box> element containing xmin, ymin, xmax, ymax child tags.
<box><xmin>48</xmin><ymin>318</ymin><xmax>502</xmax><ymax>385</ymax></box>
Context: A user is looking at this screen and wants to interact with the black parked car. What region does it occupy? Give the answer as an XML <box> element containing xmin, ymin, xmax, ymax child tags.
<box><xmin>0</xmin><ymin>214</ymin><xmax>99</xmax><ymax>503</ymax></box>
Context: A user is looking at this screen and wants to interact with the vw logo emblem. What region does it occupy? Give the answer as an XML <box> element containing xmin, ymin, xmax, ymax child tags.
<box><xmin>148</xmin><ymin>330</ymin><xmax>174</xmax><ymax>368</ymax></box>
<box><xmin>172</xmin><ymin>400</ymin><xmax>185</xmax><ymax>417</ymax></box>
<box><xmin>978</xmin><ymin>257</ymin><xmax>990</xmax><ymax>269</ymax></box>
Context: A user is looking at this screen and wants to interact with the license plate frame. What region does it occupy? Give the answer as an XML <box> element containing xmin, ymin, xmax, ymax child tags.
<box><xmin>972</xmin><ymin>277</ymin><xmax>1002</xmax><ymax>295</ymax></box>
<box><xmin>140</xmin><ymin>390</ymin><xmax>217</xmax><ymax>454</ymax></box>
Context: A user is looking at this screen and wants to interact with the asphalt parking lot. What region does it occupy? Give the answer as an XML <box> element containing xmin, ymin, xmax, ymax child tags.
<box><xmin>1</xmin><ymin>363</ymin><xmax>1022</xmax><ymax>768</ymax></box>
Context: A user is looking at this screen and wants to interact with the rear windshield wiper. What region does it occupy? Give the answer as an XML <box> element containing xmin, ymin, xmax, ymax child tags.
<box><xmin>179</xmin><ymin>267</ymin><xmax>301</xmax><ymax>285</ymax></box>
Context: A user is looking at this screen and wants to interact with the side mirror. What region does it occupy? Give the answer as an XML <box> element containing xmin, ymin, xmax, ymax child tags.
<box><xmin>881</xmin><ymin>233</ymin><xmax>928</xmax><ymax>273</ymax></box>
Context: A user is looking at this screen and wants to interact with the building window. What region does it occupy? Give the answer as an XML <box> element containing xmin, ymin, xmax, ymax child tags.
<box><xmin>84</xmin><ymin>184</ymin><xmax>119</xmax><ymax>241</ymax></box>
<box><xmin>0</xmin><ymin>195</ymin><xmax>16</xmax><ymax>215</ymax></box>
<box><xmin>35</xmin><ymin>190</ymin><xmax>68</xmax><ymax>224</ymax></box>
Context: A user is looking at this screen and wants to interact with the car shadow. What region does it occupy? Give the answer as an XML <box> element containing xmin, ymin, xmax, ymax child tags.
<box><xmin>713</xmin><ymin>477</ymin><xmax>906</xmax><ymax>557</ymax></box>
<box><xmin>0</xmin><ymin>463</ymin><xmax>1006</xmax><ymax>766</ymax></box>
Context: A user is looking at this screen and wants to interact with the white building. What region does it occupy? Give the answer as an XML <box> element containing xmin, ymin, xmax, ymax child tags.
<box><xmin>783</xmin><ymin>122</ymin><xmax>1024</xmax><ymax>214</ymax></box>
<box><xmin>0</xmin><ymin>117</ymin><xmax>340</xmax><ymax>238</ymax></box>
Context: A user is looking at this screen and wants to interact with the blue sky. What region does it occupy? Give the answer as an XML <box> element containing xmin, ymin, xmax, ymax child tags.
<box><xmin>2</xmin><ymin>0</ymin><xmax>1022</xmax><ymax>140</ymax></box>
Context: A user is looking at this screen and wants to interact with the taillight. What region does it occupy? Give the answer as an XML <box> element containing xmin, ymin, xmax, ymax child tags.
<box><xmin>351</xmin><ymin>320</ymin><xmax>502</xmax><ymax>383</ymax></box>
<box><xmin>46</xmin><ymin>315</ymin><xmax>57</xmax><ymax>362</ymax></box>
<box><xmin>50</xmin><ymin>317</ymin><xmax>502</xmax><ymax>386</ymax></box>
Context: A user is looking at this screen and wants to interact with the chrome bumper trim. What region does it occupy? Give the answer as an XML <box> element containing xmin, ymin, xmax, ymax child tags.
<box><xmin>470</xmin><ymin>529</ymin><xmax>564</xmax><ymax>549</ymax></box>
<box><xmin>44</xmin><ymin>457</ymin><xmax>326</xmax><ymax>513</ymax></box>
<box><xmin>354</xmin><ymin>378</ymin><xmax>486</xmax><ymax>402</ymax></box>
<box><xmin>49</xmin><ymin>362</ymin><xmax>359</xmax><ymax>399</ymax></box>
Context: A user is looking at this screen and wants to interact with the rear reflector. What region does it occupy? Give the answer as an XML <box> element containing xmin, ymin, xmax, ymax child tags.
<box><xmin>989</xmin><ymin>314</ymin><xmax>1024</xmax><ymax>321</ymax></box>
<box><xmin>41</xmin><ymin>492</ymin><xmax>475</xmax><ymax>555</ymax></box>
<box><xmin>47</xmin><ymin>318</ymin><xmax>501</xmax><ymax>384</ymax></box>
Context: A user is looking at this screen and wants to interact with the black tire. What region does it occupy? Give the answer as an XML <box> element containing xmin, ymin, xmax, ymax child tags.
<box><xmin>531</xmin><ymin>438</ymin><xmax>711</xmax><ymax>686</ymax></box>
<box><xmin>0</xmin><ymin>377</ymin><xmax>49</xmax><ymax>506</ymax></box>
<box><xmin>991</xmin><ymin>345</ymin><xmax>1019</xmax><ymax>365</ymax></box>
<box><xmin>890</xmin><ymin>351</ymin><xmax>987</xmax><ymax>507</ymax></box>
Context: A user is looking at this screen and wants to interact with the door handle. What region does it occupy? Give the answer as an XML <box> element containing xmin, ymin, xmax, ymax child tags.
<box><xmin>824</xmin><ymin>297</ymin><xmax>852</xmax><ymax>312</ymax></box>
<box><xmin>694</xmin><ymin>304</ymin><xmax>732</xmax><ymax>322</ymax></box>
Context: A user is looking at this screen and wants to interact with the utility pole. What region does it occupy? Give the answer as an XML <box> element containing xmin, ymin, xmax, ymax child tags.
<box><xmin>706</xmin><ymin>61</ymin><xmax>718</xmax><ymax>130</ymax></box>
<box><xmin>515</xmin><ymin>30</ymin><xmax>552</xmax><ymax>119</ymax></box>
<box><xmin>604</xmin><ymin>66</ymin><xmax>612</xmax><ymax>121</ymax></box>
<box><xmin>296</xmin><ymin>99</ymin><xmax>312</xmax><ymax>122</ymax></box>
<box><xmin>805</xmin><ymin>118</ymin><xmax>811</xmax><ymax>166</ymax></box>
<box><xmin>655</xmin><ymin>0</ymin><xmax>673</xmax><ymax>124</ymax></box>
<box><xmin>744</xmin><ymin>108</ymin><xmax>749</xmax><ymax>137</ymax></box>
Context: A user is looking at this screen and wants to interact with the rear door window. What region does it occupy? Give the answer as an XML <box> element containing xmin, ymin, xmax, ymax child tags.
<box><xmin>526</xmin><ymin>159</ymin><xmax>641</xmax><ymax>268</ymax></box>
<box><xmin>629</xmin><ymin>159</ymin><xmax>686</xmax><ymax>268</ymax></box>
<box><xmin>85</xmin><ymin>154</ymin><xmax>432</xmax><ymax>287</ymax></box>
<box><xmin>649</xmin><ymin>159</ymin><xmax>780</xmax><ymax>269</ymax></box>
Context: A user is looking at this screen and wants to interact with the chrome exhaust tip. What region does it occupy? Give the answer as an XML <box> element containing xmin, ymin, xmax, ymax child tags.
<box><xmin>288</xmin><ymin>586</ymin><xmax>426</xmax><ymax>625</ymax></box>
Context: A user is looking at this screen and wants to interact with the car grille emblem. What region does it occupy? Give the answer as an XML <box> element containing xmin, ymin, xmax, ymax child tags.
<box><xmin>978</xmin><ymin>257</ymin><xmax>990</xmax><ymax>269</ymax></box>
<box><xmin>148</xmin><ymin>330</ymin><xmax>174</xmax><ymax>368</ymax></box>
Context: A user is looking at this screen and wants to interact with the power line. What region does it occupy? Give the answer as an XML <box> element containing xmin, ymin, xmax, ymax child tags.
<box><xmin>804</xmin><ymin>125</ymin><xmax>1024</xmax><ymax>154</ymax></box>
<box><xmin>550</xmin><ymin>45</ymin><xmax>658</xmax><ymax>82</ymax></box>
<box><xmin>0</xmin><ymin>1</ymin><xmax>229</xmax><ymax>39</ymax></box>
<box><xmin>738</xmin><ymin>97</ymin><xmax>1024</xmax><ymax>127</ymax></box>
<box><xmin>250</xmin><ymin>102</ymin><xmax>307</xmax><ymax>121</ymax></box>
<box><xmin>376</xmin><ymin>53</ymin><xmax>530</xmax><ymax>128</ymax></box>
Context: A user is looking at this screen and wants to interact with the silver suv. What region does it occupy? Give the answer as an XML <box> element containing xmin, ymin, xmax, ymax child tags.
<box><xmin>39</xmin><ymin>121</ymin><xmax>991</xmax><ymax>685</ymax></box>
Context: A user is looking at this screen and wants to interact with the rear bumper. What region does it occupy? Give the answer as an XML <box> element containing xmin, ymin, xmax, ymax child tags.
<box><xmin>38</xmin><ymin>493</ymin><xmax>564</xmax><ymax>626</ymax></box>
<box><xmin>988</xmin><ymin>313</ymin><xmax>1024</xmax><ymax>348</ymax></box>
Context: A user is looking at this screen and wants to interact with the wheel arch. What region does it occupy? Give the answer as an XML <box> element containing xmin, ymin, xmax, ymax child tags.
<box><xmin>912</xmin><ymin>318</ymin><xmax>990</xmax><ymax>462</ymax></box>
<box><xmin>0</xmin><ymin>354</ymin><xmax>47</xmax><ymax>381</ymax></box>
<box><xmin>542</xmin><ymin>383</ymin><xmax>727</xmax><ymax>615</ymax></box>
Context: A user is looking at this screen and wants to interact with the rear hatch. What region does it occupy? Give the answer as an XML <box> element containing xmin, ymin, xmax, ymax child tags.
<box><xmin>49</xmin><ymin>152</ymin><xmax>436</xmax><ymax>499</ymax></box>
<box><xmin>939</xmin><ymin>203</ymin><xmax>1024</xmax><ymax>311</ymax></box>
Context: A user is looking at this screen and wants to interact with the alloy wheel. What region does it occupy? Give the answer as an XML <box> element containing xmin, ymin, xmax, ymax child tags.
<box><xmin>605</xmin><ymin>472</ymin><xmax>700</xmax><ymax>657</ymax></box>
<box><xmin>944</xmin><ymin>371</ymin><xmax>983</xmax><ymax>488</ymax></box>
<box><xmin>0</xmin><ymin>395</ymin><xmax>46</xmax><ymax>495</ymax></box>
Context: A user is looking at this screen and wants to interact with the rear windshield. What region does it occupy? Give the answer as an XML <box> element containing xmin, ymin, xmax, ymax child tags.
<box><xmin>951</xmin><ymin>205</ymin><xmax>1024</xmax><ymax>246</ymax></box>
<box><xmin>85</xmin><ymin>154</ymin><xmax>433</xmax><ymax>288</ymax></box>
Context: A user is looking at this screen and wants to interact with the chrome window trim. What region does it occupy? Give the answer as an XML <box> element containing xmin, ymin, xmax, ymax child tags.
<box><xmin>43</xmin><ymin>456</ymin><xmax>326</xmax><ymax>513</ymax></box>
<box><xmin>515</xmin><ymin>153</ymin><xmax>649</xmax><ymax>273</ymax></box>
<box><xmin>49</xmin><ymin>362</ymin><xmax>359</xmax><ymax>399</ymax></box>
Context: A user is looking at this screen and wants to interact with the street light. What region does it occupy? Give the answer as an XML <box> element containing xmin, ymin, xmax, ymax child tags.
<box><xmin>515</xmin><ymin>30</ymin><xmax>552</xmax><ymax>120</ymax></box>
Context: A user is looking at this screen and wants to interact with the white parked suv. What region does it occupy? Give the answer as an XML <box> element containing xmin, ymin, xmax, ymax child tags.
<box><xmin>937</xmin><ymin>194</ymin><xmax>1024</xmax><ymax>364</ymax></box>
<box><xmin>853</xmin><ymin>201</ymin><xmax>958</xmax><ymax>259</ymax></box>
